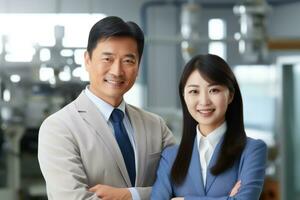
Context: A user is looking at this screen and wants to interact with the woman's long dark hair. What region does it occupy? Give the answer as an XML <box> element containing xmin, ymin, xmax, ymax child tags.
<box><xmin>171</xmin><ymin>54</ymin><xmax>247</xmax><ymax>185</ymax></box>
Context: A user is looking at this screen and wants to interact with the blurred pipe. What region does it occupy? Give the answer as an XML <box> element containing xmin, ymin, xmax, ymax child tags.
<box><xmin>233</xmin><ymin>0</ymin><xmax>270</xmax><ymax>63</ymax></box>
<box><xmin>140</xmin><ymin>0</ymin><xmax>183</xmax><ymax>87</ymax></box>
<box><xmin>271</xmin><ymin>0</ymin><xmax>300</xmax><ymax>6</ymax></box>
<box><xmin>55</xmin><ymin>0</ymin><xmax>61</xmax><ymax>13</ymax></box>
<box><xmin>140</xmin><ymin>0</ymin><xmax>183</xmax><ymax>107</ymax></box>
<box><xmin>140</xmin><ymin>0</ymin><xmax>237</xmax><ymax>81</ymax></box>
<box><xmin>140</xmin><ymin>0</ymin><xmax>234</xmax><ymax>106</ymax></box>
<box><xmin>181</xmin><ymin>2</ymin><xmax>201</xmax><ymax>63</ymax></box>
<box><xmin>268</xmin><ymin>39</ymin><xmax>300</xmax><ymax>50</ymax></box>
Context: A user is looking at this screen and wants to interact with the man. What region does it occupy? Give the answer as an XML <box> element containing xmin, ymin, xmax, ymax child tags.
<box><xmin>38</xmin><ymin>16</ymin><xmax>175</xmax><ymax>200</ymax></box>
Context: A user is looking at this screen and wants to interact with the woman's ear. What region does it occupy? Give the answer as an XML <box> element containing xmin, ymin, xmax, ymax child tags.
<box><xmin>228</xmin><ymin>92</ymin><xmax>234</xmax><ymax>104</ymax></box>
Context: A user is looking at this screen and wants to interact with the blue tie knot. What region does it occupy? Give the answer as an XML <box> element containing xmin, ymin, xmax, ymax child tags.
<box><xmin>110</xmin><ymin>109</ymin><xmax>124</xmax><ymax>123</ymax></box>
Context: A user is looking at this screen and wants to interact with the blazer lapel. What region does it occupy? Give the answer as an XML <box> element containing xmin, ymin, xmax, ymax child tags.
<box><xmin>188</xmin><ymin>139</ymin><xmax>205</xmax><ymax>195</ymax></box>
<box><xmin>74</xmin><ymin>92</ymin><xmax>132</xmax><ymax>186</ymax></box>
<box><xmin>205</xmin><ymin>136</ymin><xmax>224</xmax><ymax>193</ymax></box>
<box><xmin>126</xmin><ymin>105</ymin><xmax>147</xmax><ymax>186</ymax></box>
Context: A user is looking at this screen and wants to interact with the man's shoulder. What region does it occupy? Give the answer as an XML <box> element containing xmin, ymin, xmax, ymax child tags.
<box><xmin>126</xmin><ymin>104</ymin><xmax>163</xmax><ymax>122</ymax></box>
<box><xmin>41</xmin><ymin>100</ymin><xmax>77</xmax><ymax>126</ymax></box>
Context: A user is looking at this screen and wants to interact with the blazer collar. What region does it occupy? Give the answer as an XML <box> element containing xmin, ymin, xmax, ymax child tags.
<box><xmin>126</xmin><ymin>105</ymin><xmax>147</xmax><ymax>186</ymax></box>
<box><xmin>188</xmin><ymin>138</ymin><xmax>205</xmax><ymax>195</ymax></box>
<box><xmin>205</xmin><ymin>135</ymin><xmax>225</xmax><ymax>193</ymax></box>
<box><xmin>74</xmin><ymin>91</ymin><xmax>132</xmax><ymax>186</ymax></box>
<box><xmin>84</xmin><ymin>87</ymin><xmax>126</xmax><ymax>121</ymax></box>
<box><xmin>188</xmin><ymin>135</ymin><xmax>224</xmax><ymax>195</ymax></box>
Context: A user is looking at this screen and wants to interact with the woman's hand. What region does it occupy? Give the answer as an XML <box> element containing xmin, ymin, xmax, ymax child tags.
<box><xmin>229</xmin><ymin>180</ymin><xmax>241</xmax><ymax>197</ymax></box>
<box><xmin>170</xmin><ymin>180</ymin><xmax>241</xmax><ymax>199</ymax></box>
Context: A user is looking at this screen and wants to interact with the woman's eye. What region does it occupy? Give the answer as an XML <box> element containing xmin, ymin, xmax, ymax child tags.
<box><xmin>209</xmin><ymin>88</ymin><xmax>219</xmax><ymax>93</ymax></box>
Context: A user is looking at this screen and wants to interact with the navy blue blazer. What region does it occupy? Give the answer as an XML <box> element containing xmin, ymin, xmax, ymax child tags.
<box><xmin>151</xmin><ymin>137</ymin><xmax>267</xmax><ymax>200</ymax></box>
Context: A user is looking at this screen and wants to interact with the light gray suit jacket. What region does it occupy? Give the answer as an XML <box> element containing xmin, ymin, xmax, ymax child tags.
<box><xmin>38</xmin><ymin>91</ymin><xmax>175</xmax><ymax>200</ymax></box>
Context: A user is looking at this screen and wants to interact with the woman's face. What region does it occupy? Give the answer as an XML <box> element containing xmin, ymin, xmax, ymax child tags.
<box><xmin>183</xmin><ymin>70</ymin><xmax>233</xmax><ymax>135</ymax></box>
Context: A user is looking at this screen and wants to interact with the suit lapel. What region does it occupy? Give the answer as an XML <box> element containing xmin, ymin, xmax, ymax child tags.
<box><xmin>126</xmin><ymin>105</ymin><xmax>147</xmax><ymax>186</ymax></box>
<box><xmin>205</xmin><ymin>136</ymin><xmax>224</xmax><ymax>193</ymax></box>
<box><xmin>188</xmin><ymin>139</ymin><xmax>205</xmax><ymax>195</ymax></box>
<box><xmin>74</xmin><ymin>92</ymin><xmax>132</xmax><ymax>186</ymax></box>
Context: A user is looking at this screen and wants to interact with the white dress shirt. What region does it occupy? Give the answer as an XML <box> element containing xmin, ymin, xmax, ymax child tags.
<box><xmin>196</xmin><ymin>122</ymin><xmax>226</xmax><ymax>187</ymax></box>
<box><xmin>85</xmin><ymin>87</ymin><xmax>140</xmax><ymax>200</ymax></box>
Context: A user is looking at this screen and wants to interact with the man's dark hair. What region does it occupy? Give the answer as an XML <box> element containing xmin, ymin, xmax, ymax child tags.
<box><xmin>87</xmin><ymin>16</ymin><xmax>144</xmax><ymax>62</ymax></box>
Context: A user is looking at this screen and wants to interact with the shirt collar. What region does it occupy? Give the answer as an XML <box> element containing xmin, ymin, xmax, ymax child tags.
<box><xmin>85</xmin><ymin>86</ymin><xmax>126</xmax><ymax>122</ymax></box>
<box><xmin>196</xmin><ymin>121</ymin><xmax>226</xmax><ymax>149</ymax></box>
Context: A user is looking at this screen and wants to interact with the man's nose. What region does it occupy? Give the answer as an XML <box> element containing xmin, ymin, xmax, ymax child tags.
<box><xmin>110</xmin><ymin>60</ymin><xmax>124</xmax><ymax>76</ymax></box>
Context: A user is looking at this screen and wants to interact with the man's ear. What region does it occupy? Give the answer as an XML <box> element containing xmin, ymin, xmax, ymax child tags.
<box><xmin>84</xmin><ymin>51</ymin><xmax>91</xmax><ymax>71</ymax></box>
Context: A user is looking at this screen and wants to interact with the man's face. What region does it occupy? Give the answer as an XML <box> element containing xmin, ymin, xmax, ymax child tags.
<box><xmin>85</xmin><ymin>36</ymin><xmax>139</xmax><ymax>107</ymax></box>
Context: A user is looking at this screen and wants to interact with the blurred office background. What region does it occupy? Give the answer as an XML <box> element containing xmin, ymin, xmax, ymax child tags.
<box><xmin>0</xmin><ymin>0</ymin><xmax>299</xmax><ymax>199</ymax></box>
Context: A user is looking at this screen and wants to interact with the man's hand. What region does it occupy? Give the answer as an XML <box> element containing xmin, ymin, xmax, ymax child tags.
<box><xmin>89</xmin><ymin>184</ymin><xmax>132</xmax><ymax>200</ymax></box>
<box><xmin>229</xmin><ymin>180</ymin><xmax>241</xmax><ymax>197</ymax></box>
<box><xmin>171</xmin><ymin>198</ymin><xmax>184</xmax><ymax>200</ymax></box>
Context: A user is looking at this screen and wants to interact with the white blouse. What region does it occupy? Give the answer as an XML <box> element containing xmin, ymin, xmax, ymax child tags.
<box><xmin>196</xmin><ymin>122</ymin><xmax>226</xmax><ymax>186</ymax></box>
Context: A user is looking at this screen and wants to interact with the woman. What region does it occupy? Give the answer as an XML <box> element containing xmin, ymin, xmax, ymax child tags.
<box><xmin>151</xmin><ymin>54</ymin><xmax>267</xmax><ymax>200</ymax></box>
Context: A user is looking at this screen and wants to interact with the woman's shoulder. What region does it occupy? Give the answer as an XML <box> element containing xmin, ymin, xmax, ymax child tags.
<box><xmin>242</xmin><ymin>137</ymin><xmax>267</xmax><ymax>157</ymax></box>
<box><xmin>161</xmin><ymin>144</ymin><xmax>179</xmax><ymax>161</ymax></box>
<box><xmin>246</xmin><ymin>137</ymin><xmax>267</xmax><ymax>149</ymax></box>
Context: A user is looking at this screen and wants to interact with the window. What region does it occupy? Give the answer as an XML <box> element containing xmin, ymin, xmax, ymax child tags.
<box><xmin>0</xmin><ymin>13</ymin><xmax>106</xmax><ymax>82</ymax></box>
<box><xmin>208</xmin><ymin>18</ymin><xmax>226</xmax><ymax>60</ymax></box>
<box><xmin>233</xmin><ymin>65</ymin><xmax>277</xmax><ymax>146</ymax></box>
<box><xmin>0</xmin><ymin>13</ymin><xmax>106</xmax><ymax>62</ymax></box>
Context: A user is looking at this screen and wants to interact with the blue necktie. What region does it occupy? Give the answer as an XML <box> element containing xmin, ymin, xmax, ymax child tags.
<box><xmin>110</xmin><ymin>109</ymin><xmax>136</xmax><ymax>186</ymax></box>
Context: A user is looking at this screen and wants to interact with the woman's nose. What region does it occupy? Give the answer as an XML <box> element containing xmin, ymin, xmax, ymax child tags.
<box><xmin>198</xmin><ymin>92</ymin><xmax>211</xmax><ymax>106</ymax></box>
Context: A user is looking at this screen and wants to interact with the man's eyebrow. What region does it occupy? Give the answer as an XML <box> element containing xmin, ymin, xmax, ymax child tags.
<box><xmin>186</xmin><ymin>84</ymin><xmax>199</xmax><ymax>88</ymax></box>
<box><xmin>101</xmin><ymin>52</ymin><xmax>114</xmax><ymax>56</ymax></box>
<box><xmin>124</xmin><ymin>54</ymin><xmax>137</xmax><ymax>59</ymax></box>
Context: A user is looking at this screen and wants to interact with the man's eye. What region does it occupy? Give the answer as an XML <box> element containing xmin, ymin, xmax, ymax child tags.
<box><xmin>102</xmin><ymin>57</ymin><xmax>112</xmax><ymax>62</ymax></box>
<box><xmin>189</xmin><ymin>90</ymin><xmax>198</xmax><ymax>94</ymax></box>
<box><xmin>124</xmin><ymin>59</ymin><xmax>135</xmax><ymax>64</ymax></box>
